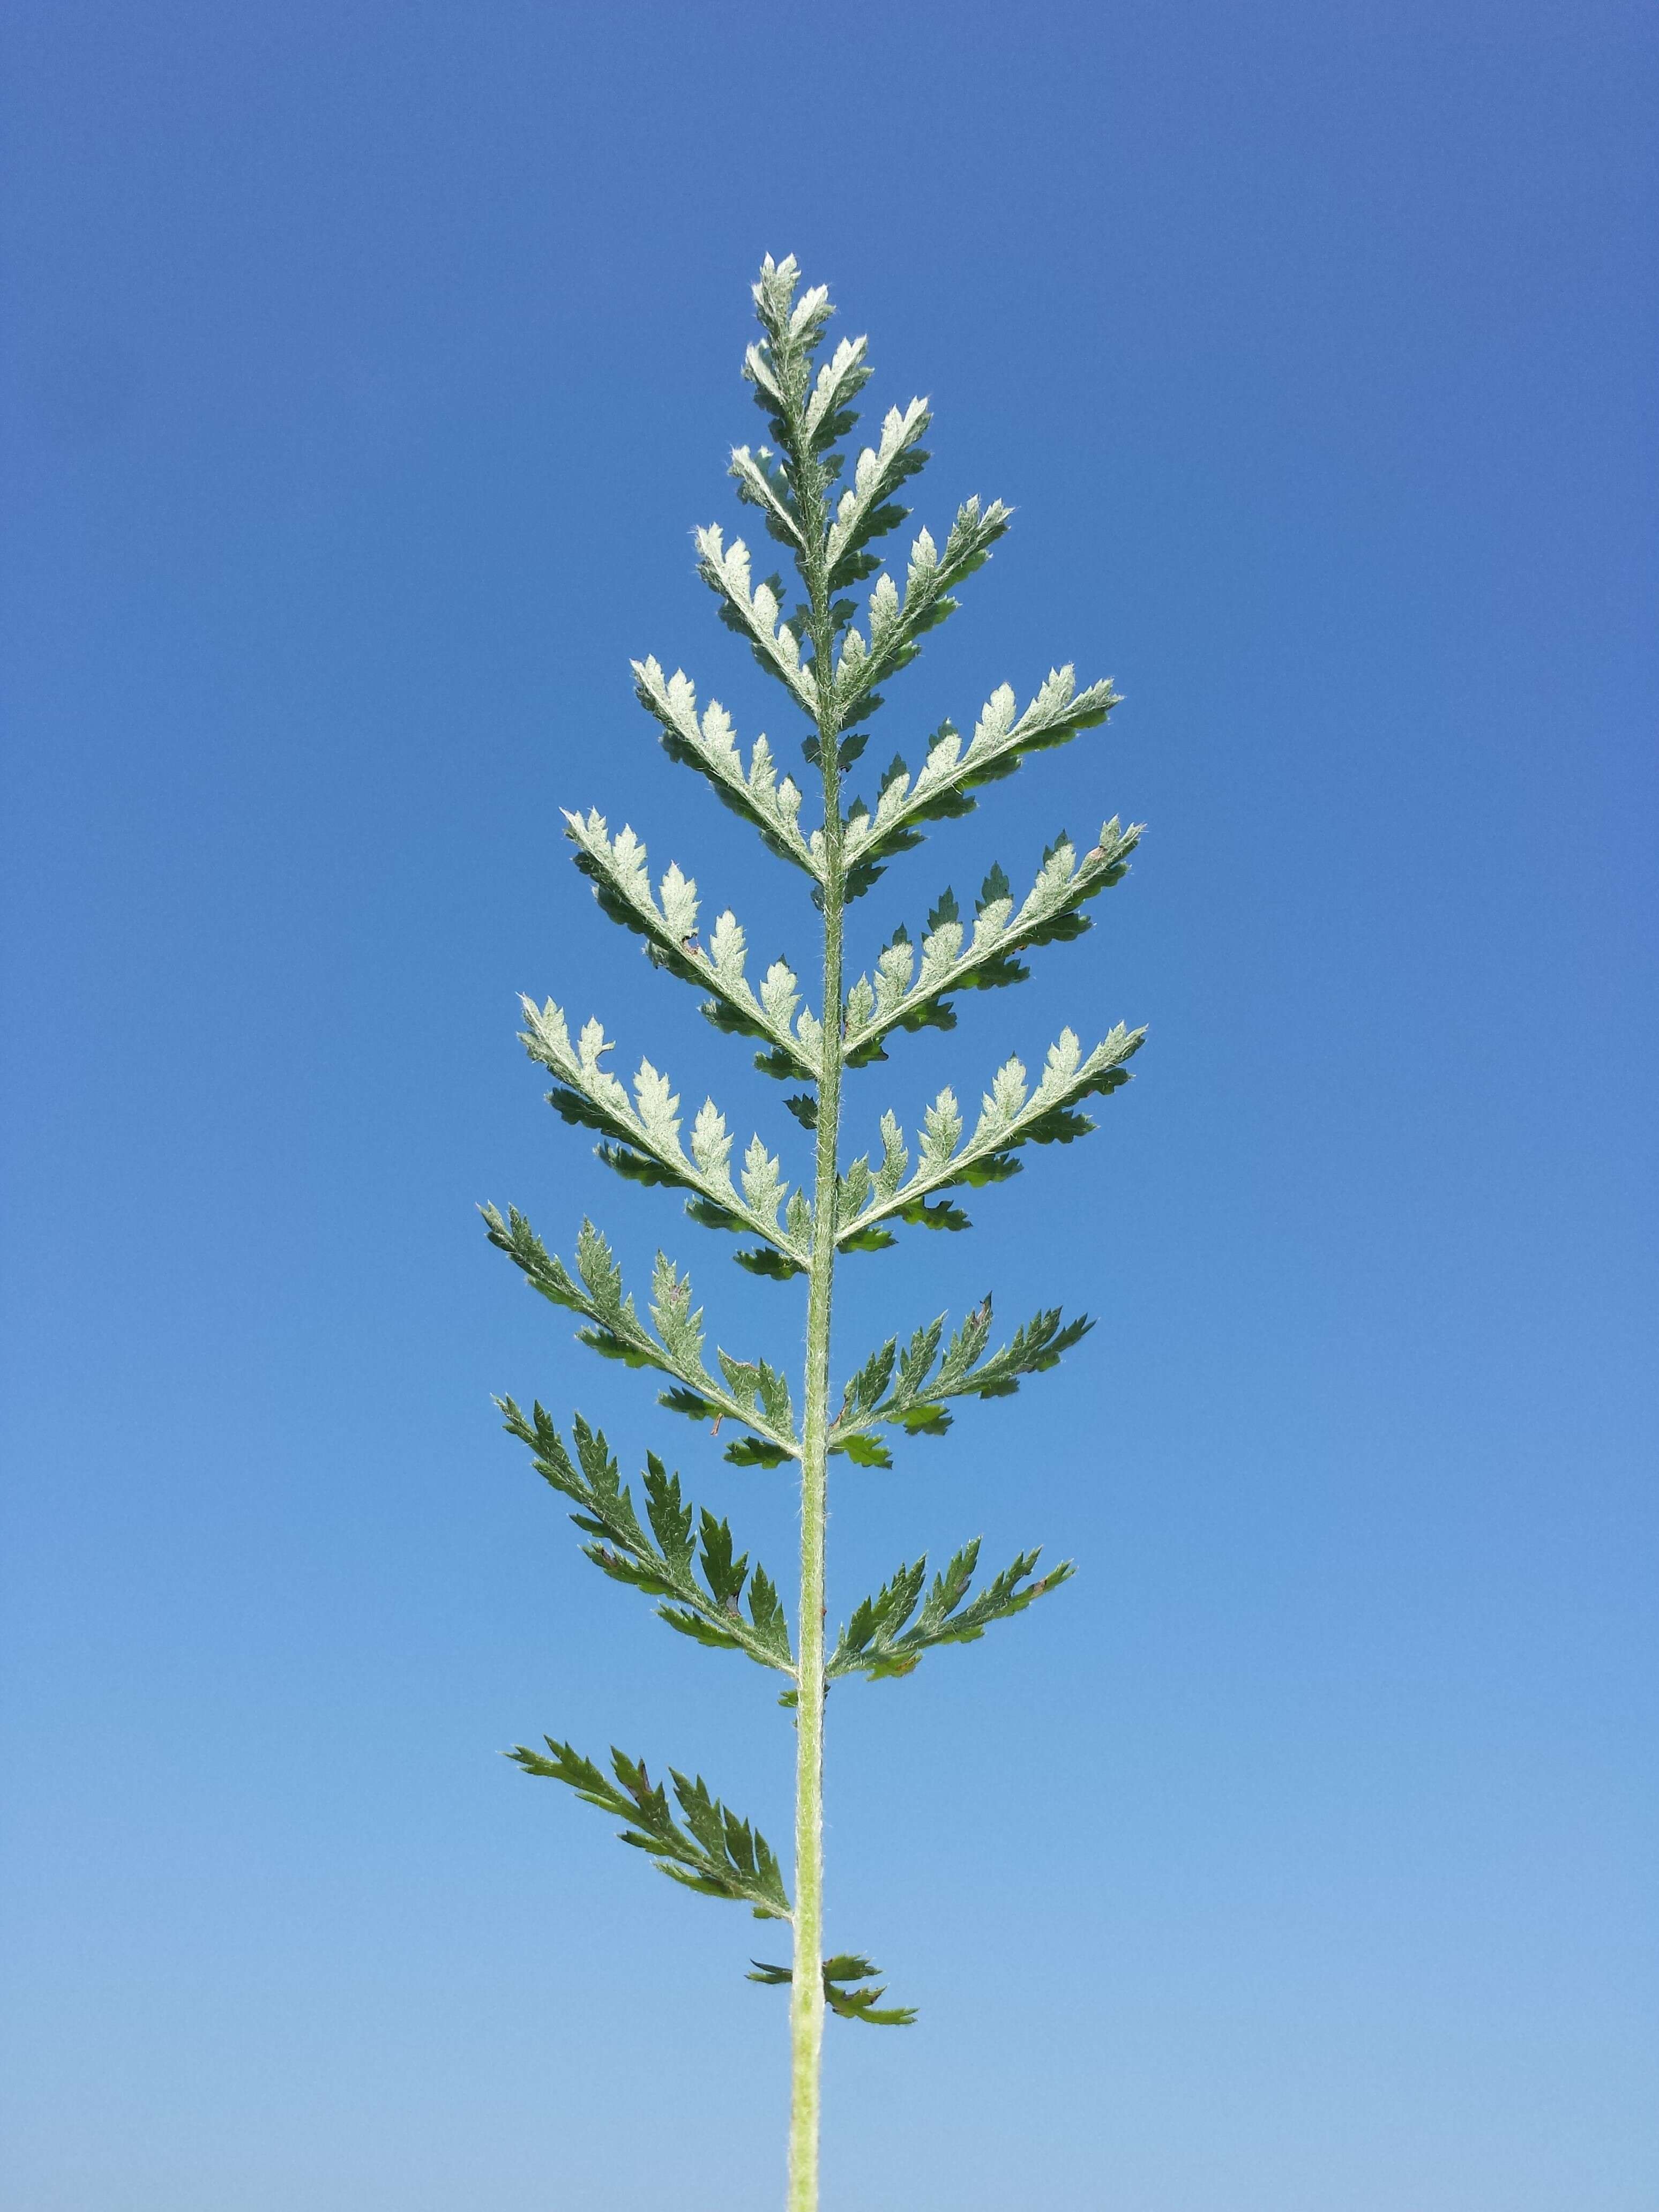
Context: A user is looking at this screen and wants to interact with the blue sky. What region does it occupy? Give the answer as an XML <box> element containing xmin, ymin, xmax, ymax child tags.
<box><xmin>2</xmin><ymin>5</ymin><xmax>1654</xmax><ymax>2208</ymax></box>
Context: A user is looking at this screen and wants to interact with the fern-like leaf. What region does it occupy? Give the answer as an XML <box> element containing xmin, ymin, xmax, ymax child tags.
<box><xmin>631</xmin><ymin>656</ymin><xmax>822</xmax><ymax>877</ymax></box>
<box><xmin>827</xmin><ymin>1539</ymin><xmax>1073</xmax><ymax>1682</ymax></box>
<box><xmin>563</xmin><ymin>811</ymin><xmax>820</xmax><ymax>1080</ymax></box>
<box><xmin>499</xmin><ymin>1400</ymin><xmax>795</xmax><ymax>1675</ymax></box>
<box><xmin>832</xmin><ymin>1294</ymin><xmax>1093</xmax><ymax>1457</ymax></box>
<box><xmin>518</xmin><ymin>997</ymin><xmax>813</xmax><ymax>1266</ymax></box>
<box><xmin>511</xmin><ymin>1739</ymin><xmax>791</xmax><ymax>1920</ymax></box>
<box><xmin>843</xmin><ymin>820</ymin><xmax>1142</xmax><ymax>1063</ymax></box>
<box><xmin>481</xmin><ymin>1208</ymin><xmax>799</xmax><ymax>1460</ymax></box>
<box><xmin>836</xmin><ymin>1024</ymin><xmax>1143</xmax><ymax>1250</ymax></box>
<box><xmin>841</xmin><ymin>668</ymin><xmax>1122</xmax><ymax>899</ymax></box>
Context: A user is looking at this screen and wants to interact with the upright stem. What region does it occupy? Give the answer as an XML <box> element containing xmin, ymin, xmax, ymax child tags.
<box><xmin>788</xmin><ymin>442</ymin><xmax>843</xmax><ymax>2212</ymax></box>
<box><xmin>789</xmin><ymin>848</ymin><xmax>841</xmax><ymax>2211</ymax></box>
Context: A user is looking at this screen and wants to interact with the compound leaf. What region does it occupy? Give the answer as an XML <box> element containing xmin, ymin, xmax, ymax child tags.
<box><xmin>632</xmin><ymin>656</ymin><xmax>821</xmax><ymax>877</ymax></box>
<box><xmin>511</xmin><ymin>1738</ymin><xmax>791</xmax><ymax>1920</ymax></box>
<box><xmin>842</xmin><ymin>820</ymin><xmax>1142</xmax><ymax>1064</ymax></box>
<box><xmin>841</xmin><ymin>667</ymin><xmax>1122</xmax><ymax>898</ymax></box>
<box><xmin>482</xmin><ymin>1207</ymin><xmax>799</xmax><ymax>1459</ymax></box>
<box><xmin>827</xmin><ymin>1540</ymin><xmax>1072</xmax><ymax>1682</ymax></box>
<box><xmin>518</xmin><ymin>997</ymin><xmax>813</xmax><ymax>1267</ymax></box>
<box><xmin>563</xmin><ymin>811</ymin><xmax>820</xmax><ymax>1081</ymax></box>
<box><xmin>836</xmin><ymin>1024</ymin><xmax>1144</xmax><ymax>1252</ymax></box>
<box><xmin>498</xmin><ymin>1399</ymin><xmax>795</xmax><ymax>1675</ymax></box>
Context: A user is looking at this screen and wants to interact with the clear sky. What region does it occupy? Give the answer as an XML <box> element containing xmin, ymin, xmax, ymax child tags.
<box><xmin>2</xmin><ymin>5</ymin><xmax>1654</xmax><ymax>2208</ymax></box>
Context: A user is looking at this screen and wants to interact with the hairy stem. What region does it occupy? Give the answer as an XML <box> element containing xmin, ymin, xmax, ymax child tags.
<box><xmin>789</xmin><ymin>869</ymin><xmax>839</xmax><ymax>2210</ymax></box>
<box><xmin>788</xmin><ymin>442</ymin><xmax>842</xmax><ymax>2212</ymax></box>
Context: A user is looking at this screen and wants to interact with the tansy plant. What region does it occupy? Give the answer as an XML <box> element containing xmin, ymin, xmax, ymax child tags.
<box><xmin>485</xmin><ymin>255</ymin><xmax>1144</xmax><ymax>2210</ymax></box>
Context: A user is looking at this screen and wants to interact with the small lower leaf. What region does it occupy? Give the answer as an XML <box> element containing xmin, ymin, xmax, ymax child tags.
<box><xmin>724</xmin><ymin>1435</ymin><xmax>793</xmax><ymax>1469</ymax></box>
<box><xmin>733</xmin><ymin>1245</ymin><xmax>807</xmax><ymax>1280</ymax></box>
<box><xmin>659</xmin><ymin>1386</ymin><xmax>721</xmax><ymax>1422</ymax></box>
<box><xmin>840</xmin><ymin>1224</ymin><xmax>898</xmax><ymax>1255</ymax></box>
<box><xmin>898</xmin><ymin>1195</ymin><xmax>971</xmax><ymax>1232</ymax></box>
<box><xmin>745</xmin><ymin>1954</ymin><xmax>917</xmax><ymax>2026</ymax></box>
<box><xmin>837</xmin><ymin>1432</ymin><xmax>894</xmax><ymax>1468</ymax></box>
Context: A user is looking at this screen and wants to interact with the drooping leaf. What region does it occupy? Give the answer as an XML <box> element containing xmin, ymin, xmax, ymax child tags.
<box><xmin>733</xmin><ymin>1244</ymin><xmax>808</xmax><ymax>1281</ymax></box>
<box><xmin>836</xmin><ymin>1432</ymin><xmax>893</xmax><ymax>1469</ymax></box>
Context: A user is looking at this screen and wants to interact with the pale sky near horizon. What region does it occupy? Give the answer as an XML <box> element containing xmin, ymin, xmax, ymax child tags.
<box><xmin>3</xmin><ymin>5</ymin><xmax>1655</xmax><ymax>2208</ymax></box>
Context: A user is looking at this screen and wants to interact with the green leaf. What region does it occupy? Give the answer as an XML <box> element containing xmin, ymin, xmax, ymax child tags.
<box><xmin>693</xmin><ymin>525</ymin><xmax>825</xmax><ymax>716</ymax></box>
<box><xmin>657</xmin><ymin>1608</ymin><xmax>744</xmax><ymax>1650</ymax></box>
<box><xmin>836</xmin><ymin>1432</ymin><xmax>893</xmax><ymax>1469</ymax></box>
<box><xmin>829</xmin><ymin>497</ymin><xmax>1014</xmax><ymax>731</ymax></box>
<box><xmin>733</xmin><ymin>1244</ymin><xmax>808</xmax><ymax>1281</ymax></box>
<box><xmin>745</xmin><ymin>1953</ymin><xmax>917</xmax><ymax>2027</ymax></box>
<box><xmin>492</xmin><ymin>249</ymin><xmax>1146</xmax><ymax>2095</ymax></box>
<box><xmin>657</xmin><ymin>1385</ymin><xmax>720</xmax><ymax>1422</ymax></box>
<box><xmin>511</xmin><ymin>1738</ymin><xmax>791</xmax><ymax>1920</ymax></box>
<box><xmin>515</xmin><ymin>998</ymin><xmax>813</xmax><ymax>1268</ymax></box>
<box><xmin>824</xmin><ymin>1956</ymin><xmax>918</xmax><ymax>2027</ymax></box>
<box><xmin>898</xmin><ymin>1194</ymin><xmax>971</xmax><ymax>1233</ymax></box>
<box><xmin>728</xmin><ymin>442</ymin><xmax>809</xmax><ymax>553</ymax></box>
<box><xmin>976</xmin><ymin>862</ymin><xmax>1011</xmax><ymax>912</ymax></box>
<box><xmin>834</xmin><ymin>1023</ymin><xmax>1144</xmax><ymax>1252</ymax></box>
<box><xmin>717</xmin><ymin>1350</ymin><xmax>796</xmax><ymax>1438</ymax></box>
<box><xmin>896</xmin><ymin>1402</ymin><xmax>952</xmax><ymax>1437</ymax></box>
<box><xmin>838</xmin><ymin>1338</ymin><xmax>896</xmax><ymax>1424</ymax></box>
<box><xmin>926</xmin><ymin>886</ymin><xmax>959</xmax><ymax>933</ymax></box>
<box><xmin>723</xmin><ymin>1434</ymin><xmax>793</xmax><ymax>1470</ymax></box>
<box><xmin>828</xmin><ymin>1294</ymin><xmax>1094</xmax><ymax>1459</ymax></box>
<box><xmin>839</xmin><ymin>1223</ymin><xmax>898</xmax><ymax>1256</ymax></box>
<box><xmin>482</xmin><ymin>1208</ymin><xmax>799</xmax><ymax>1459</ymax></box>
<box><xmin>827</xmin><ymin>1540</ymin><xmax>1073</xmax><ymax>1683</ymax></box>
<box><xmin>841</xmin><ymin>668</ymin><xmax>1122</xmax><ymax>895</ymax></box>
<box><xmin>497</xmin><ymin>1402</ymin><xmax>796</xmax><ymax>1676</ymax></box>
<box><xmin>840</xmin><ymin>820</ymin><xmax>1142</xmax><ymax>1064</ymax></box>
<box><xmin>561</xmin><ymin>812</ymin><xmax>820</xmax><ymax>1079</ymax></box>
<box><xmin>631</xmin><ymin>657</ymin><xmax>821</xmax><ymax>875</ymax></box>
<box><xmin>823</xmin><ymin>397</ymin><xmax>932</xmax><ymax>592</ymax></box>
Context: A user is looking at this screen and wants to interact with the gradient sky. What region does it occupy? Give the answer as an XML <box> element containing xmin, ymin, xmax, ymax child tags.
<box><xmin>2</xmin><ymin>5</ymin><xmax>1655</xmax><ymax>2209</ymax></box>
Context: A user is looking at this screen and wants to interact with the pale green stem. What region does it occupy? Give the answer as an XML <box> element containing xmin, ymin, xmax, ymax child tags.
<box><xmin>788</xmin><ymin>851</ymin><xmax>840</xmax><ymax>2211</ymax></box>
<box><xmin>788</xmin><ymin>431</ymin><xmax>842</xmax><ymax>2212</ymax></box>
